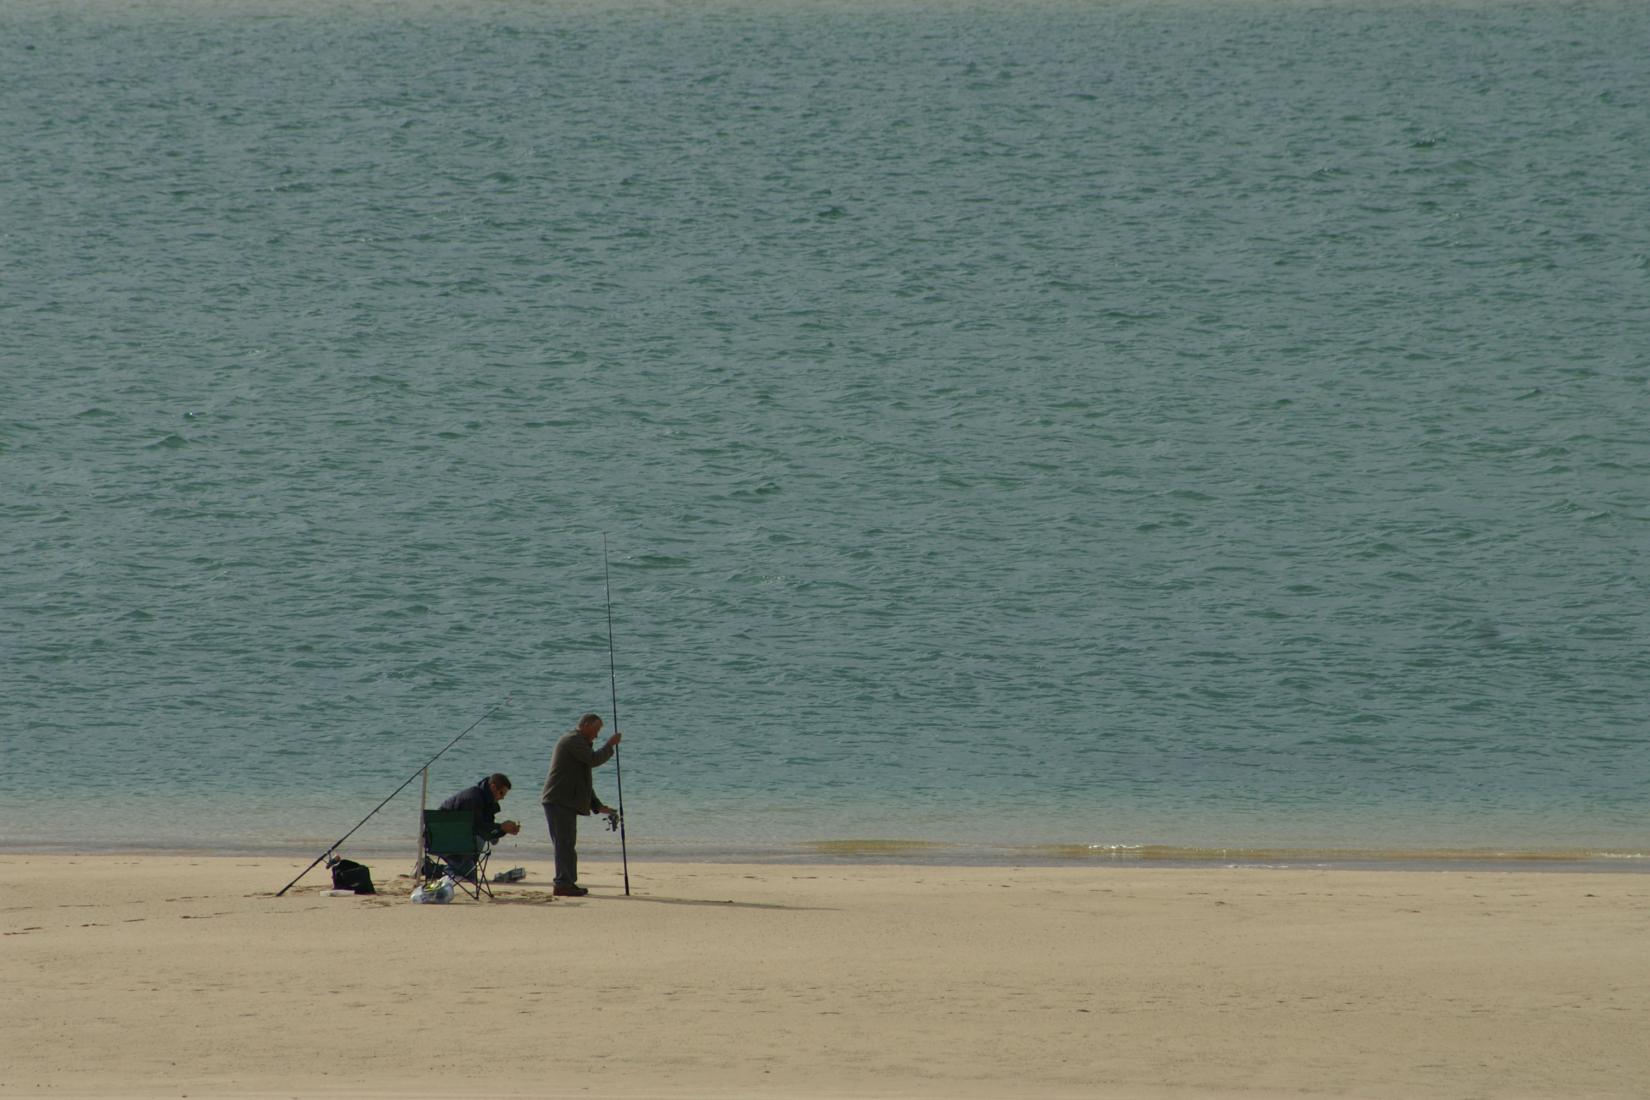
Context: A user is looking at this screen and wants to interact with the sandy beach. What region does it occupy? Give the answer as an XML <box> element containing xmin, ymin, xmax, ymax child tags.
<box><xmin>1</xmin><ymin>853</ymin><xmax>1645</xmax><ymax>1099</ymax></box>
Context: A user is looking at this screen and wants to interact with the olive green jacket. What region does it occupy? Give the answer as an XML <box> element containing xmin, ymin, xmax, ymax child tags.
<box><xmin>539</xmin><ymin>730</ymin><xmax>615</xmax><ymax>814</ymax></box>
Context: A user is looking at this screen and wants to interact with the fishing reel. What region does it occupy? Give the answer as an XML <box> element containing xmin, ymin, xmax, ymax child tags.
<box><xmin>604</xmin><ymin>808</ymin><xmax>622</xmax><ymax>832</ymax></box>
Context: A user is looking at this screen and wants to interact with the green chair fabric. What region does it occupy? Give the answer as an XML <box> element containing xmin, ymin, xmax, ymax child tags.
<box><xmin>421</xmin><ymin>809</ymin><xmax>493</xmax><ymax>899</ymax></box>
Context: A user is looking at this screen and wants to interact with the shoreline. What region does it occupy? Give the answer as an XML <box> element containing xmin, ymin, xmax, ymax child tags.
<box><xmin>5</xmin><ymin>853</ymin><xmax>1647</xmax><ymax>1099</ymax></box>
<box><xmin>3</xmin><ymin>836</ymin><xmax>1646</xmax><ymax>874</ymax></box>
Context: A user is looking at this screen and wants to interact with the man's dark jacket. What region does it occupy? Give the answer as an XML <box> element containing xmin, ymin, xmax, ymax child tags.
<box><xmin>439</xmin><ymin>779</ymin><xmax>506</xmax><ymax>841</ymax></box>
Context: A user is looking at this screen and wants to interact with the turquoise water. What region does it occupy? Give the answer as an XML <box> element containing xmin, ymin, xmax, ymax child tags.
<box><xmin>3</xmin><ymin>0</ymin><xmax>1647</xmax><ymax>865</ymax></box>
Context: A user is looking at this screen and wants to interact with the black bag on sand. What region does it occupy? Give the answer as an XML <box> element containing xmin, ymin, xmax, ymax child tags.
<box><xmin>329</xmin><ymin>857</ymin><xmax>376</xmax><ymax>894</ymax></box>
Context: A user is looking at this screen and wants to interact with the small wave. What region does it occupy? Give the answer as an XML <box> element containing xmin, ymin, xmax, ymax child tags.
<box><xmin>142</xmin><ymin>433</ymin><xmax>190</xmax><ymax>450</ymax></box>
<box><xmin>807</xmin><ymin>839</ymin><xmax>951</xmax><ymax>858</ymax></box>
<box><xmin>1046</xmin><ymin>845</ymin><xmax>1649</xmax><ymax>867</ymax></box>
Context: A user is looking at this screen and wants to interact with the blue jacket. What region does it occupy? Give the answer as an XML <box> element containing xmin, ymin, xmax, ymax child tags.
<box><xmin>439</xmin><ymin>779</ymin><xmax>506</xmax><ymax>842</ymax></box>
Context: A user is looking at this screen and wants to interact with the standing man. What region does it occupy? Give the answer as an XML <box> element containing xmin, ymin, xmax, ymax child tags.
<box><xmin>540</xmin><ymin>713</ymin><xmax>622</xmax><ymax>897</ymax></box>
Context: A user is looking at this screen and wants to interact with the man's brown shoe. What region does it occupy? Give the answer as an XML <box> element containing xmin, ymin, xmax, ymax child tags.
<box><xmin>552</xmin><ymin>884</ymin><xmax>589</xmax><ymax>897</ymax></box>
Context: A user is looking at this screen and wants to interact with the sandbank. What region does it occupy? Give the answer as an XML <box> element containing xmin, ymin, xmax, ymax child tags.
<box><xmin>2</xmin><ymin>853</ymin><xmax>1645</xmax><ymax>1099</ymax></box>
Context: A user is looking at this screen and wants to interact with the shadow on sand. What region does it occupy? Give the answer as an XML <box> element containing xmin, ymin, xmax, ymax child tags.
<box><xmin>509</xmin><ymin>883</ymin><xmax>833</xmax><ymax>912</ymax></box>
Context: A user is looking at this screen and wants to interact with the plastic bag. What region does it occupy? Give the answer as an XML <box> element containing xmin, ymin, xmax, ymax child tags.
<box><xmin>410</xmin><ymin>875</ymin><xmax>455</xmax><ymax>904</ymax></box>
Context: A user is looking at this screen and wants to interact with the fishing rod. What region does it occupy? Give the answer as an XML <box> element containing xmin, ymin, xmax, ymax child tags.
<box><xmin>603</xmin><ymin>533</ymin><xmax>632</xmax><ymax>896</ymax></box>
<box><xmin>274</xmin><ymin>695</ymin><xmax>510</xmax><ymax>897</ymax></box>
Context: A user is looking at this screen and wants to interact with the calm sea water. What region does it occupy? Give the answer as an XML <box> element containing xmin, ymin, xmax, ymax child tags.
<box><xmin>3</xmin><ymin>0</ymin><xmax>1647</xmax><ymax>866</ymax></box>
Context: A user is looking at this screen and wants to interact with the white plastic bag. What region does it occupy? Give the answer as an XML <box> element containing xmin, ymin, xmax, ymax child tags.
<box><xmin>410</xmin><ymin>875</ymin><xmax>455</xmax><ymax>904</ymax></box>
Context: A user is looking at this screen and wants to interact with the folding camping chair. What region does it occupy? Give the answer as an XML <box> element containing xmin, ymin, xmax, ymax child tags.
<box><xmin>421</xmin><ymin>809</ymin><xmax>494</xmax><ymax>900</ymax></box>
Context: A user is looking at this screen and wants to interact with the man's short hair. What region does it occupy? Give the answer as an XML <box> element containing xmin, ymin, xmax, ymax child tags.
<box><xmin>579</xmin><ymin>712</ymin><xmax>603</xmax><ymax>730</ymax></box>
<box><xmin>488</xmin><ymin>772</ymin><xmax>512</xmax><ymax>791</ymax></box>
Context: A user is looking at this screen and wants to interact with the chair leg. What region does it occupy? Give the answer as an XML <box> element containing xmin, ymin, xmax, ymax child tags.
<box><xmin>435</xmin><ymin>857</ymin><xmax>485</xmax><ymax>900</ymax></box>
<box><xmin>428</xmin><ymin>848</ymin><xmax>496</xmax><ymax>900</ymax></box>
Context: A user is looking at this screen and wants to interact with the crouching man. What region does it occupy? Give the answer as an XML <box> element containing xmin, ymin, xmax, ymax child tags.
<box><xmin>437</xmin><ymin>772</ymin><xmax>521</xmax><ymax>879</ymax></box>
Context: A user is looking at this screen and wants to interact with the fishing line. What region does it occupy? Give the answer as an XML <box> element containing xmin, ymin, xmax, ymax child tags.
<box><xmin>603</xmin><ymin>532</ymin><xmax>632</xmax><ymax>896</ymax></box>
